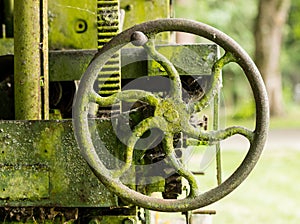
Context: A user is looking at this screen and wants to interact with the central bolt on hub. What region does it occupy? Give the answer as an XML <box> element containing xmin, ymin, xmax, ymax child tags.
<box><xmin>163</xmin><ymin>108</ymin><xmax>179</xmax><ymax>123</ymax></box>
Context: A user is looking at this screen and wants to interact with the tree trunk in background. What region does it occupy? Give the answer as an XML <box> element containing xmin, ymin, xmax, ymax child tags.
<box><xmin>255</xmin><ymin>0</ymin><xmax>290</xmax><ymax>116</ymax></box>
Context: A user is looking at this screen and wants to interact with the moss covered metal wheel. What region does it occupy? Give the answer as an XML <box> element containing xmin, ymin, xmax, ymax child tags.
<box><xmin>73</xmin><ymin>18</ymin><xmax>269</xmax><ymax>212</ymax></box>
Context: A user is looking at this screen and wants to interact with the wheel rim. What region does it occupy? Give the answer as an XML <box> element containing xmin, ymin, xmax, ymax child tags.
<box><xmin>73</xmin><ymin>18</ymin><xmax>269</xmax><ymax>212</ymax></box>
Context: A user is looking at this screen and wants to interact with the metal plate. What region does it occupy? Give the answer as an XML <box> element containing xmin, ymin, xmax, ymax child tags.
<box><xmin>0</xmin><ymin>165</ymin><xmax>49</xmax><ymax>200</ymax></box>
<box><xmin>0</xmin><ymin>120</ymin><xmax>118</xmax><ymax>207</ymax></box>
<box><xmin>148</xmin><ymin>44</ymin><xmax>218</xmax><ymax>77</ymax></box>
<box><xmin>48</xmin><ymin>0</ymin><xmax>97</xmax><ymax>49</ymax></box>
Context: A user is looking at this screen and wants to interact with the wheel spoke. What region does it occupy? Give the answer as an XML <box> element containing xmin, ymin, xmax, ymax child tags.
<box><xmin>143</xmin><ymin>38</ymin><xmax>182</xmax><ymax>100</ymax></box>
<box><xmin>189</xmin><ymin>51</ymin><xmax>236</xmax><ymax>112</ymax></box>
<box><xmin>185</xmin><ymin>124</ymin><xmax>254</xmax><ymax>145</ymax></box>
<box><xmin>89</xmin><ymin>90</ymin><xmax>117</xmax><ymax>107</ymax></box>
<box><xmin>89</xmin><ymin>89</ymin><xmax>160</xmax><ymax>107</ymax></box>
<box><xmin>112</xmin><ymin>116</ymin><xmax>168</xmax><ymax>178</ymax></box>
<box><xmin>163</xmin><ymin>133</ymin><xmax>200</xmax><ymax>197</ymax></box>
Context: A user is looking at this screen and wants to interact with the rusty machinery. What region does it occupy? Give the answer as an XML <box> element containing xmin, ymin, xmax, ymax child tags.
<box><xmin>0</xmin><ymin>0</ymin><xmax>269</xmax><ymax>223</ymax></box>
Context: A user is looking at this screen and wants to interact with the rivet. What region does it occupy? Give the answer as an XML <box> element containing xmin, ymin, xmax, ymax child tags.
<box><xmin>75</xmin><ymin>19</ymin><xmax>88</xmax><ymax>33</ymax></box>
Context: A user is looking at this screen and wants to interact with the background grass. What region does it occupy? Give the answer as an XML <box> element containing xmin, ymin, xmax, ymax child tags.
<box><xmin>198</xmin><ymin>149</ymin><xmax>300</xmax><ymax>224</ymax></box>
<box><xmin>203</xmin><ymin>105</ymin><xmax>300</xmax><ymax>223</ymax></box>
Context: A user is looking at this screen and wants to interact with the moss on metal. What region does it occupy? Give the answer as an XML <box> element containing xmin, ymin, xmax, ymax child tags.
<box><xmin>48</xmin><ymin>0</ymin><xmax>97</xmax><ymax>50</ymax></box>
<box><xmin>120</xmin><ymin>0</ymin><xmax>170</xmax><ymax>42</ymax></box>
<box><xmin>72</xmin><ymin>18</ymin><xmax>269</xmax><ymax>212</ymax></box>
<box><xmin>0</xmin><ymin>120</ymin><xmax>118</xmax><ymax>207</ymax></box>
<box><xmin>14</xmin><ymin>0</ymin><xmax>42</xmax><ymax>120</ymax></box>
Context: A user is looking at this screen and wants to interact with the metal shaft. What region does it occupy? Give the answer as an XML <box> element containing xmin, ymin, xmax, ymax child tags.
<box><xmin>14</xmin><ymin>0</ymin><xmax>48</xmax><ymax>120</ymax></box>
<box><xmin>3</xmin><ymin>0</ymin><xmax>14</xmax><ymax>37</ymax></box>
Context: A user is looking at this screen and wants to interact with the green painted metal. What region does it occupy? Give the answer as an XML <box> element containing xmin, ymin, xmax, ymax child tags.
<box><xmin>0</xmin><ymin>165</ymin><xmax>49</xmax><ymax>200</ymax></box>
<box><xmin>97</xmin><ymin>0</ymin><xmax>120</xmax><ymax>48</ymax></box>
<box><xmin>1</xmin><ymin>0</ymin><xmax>170</xmax><ymax>50</ymax></box>
<box><xmin>14</xmin><ymin>0</ymin><xmax>42</xmax><ymax>120</ymax></box>
<box><xmin>48</xmin><ymin>45</ymin><xmax>217</xmax><ymax>82</ymax></box>
<box><xmin>148</xmin><ymin>44</ymin><xmax>218</xmax><ymax>77</ymax></box>
<box><xmin>0</xmin><ymin>1</ymin><xmax>269</xmax><ymax>223</ymax></box>
<box><xmin>49</xmin><ymin>50</ymin><xmax>97</xmax><ymax>81</ymax></box>
<box><xmin>0</xmin><ymin>120</ymin><xmax>118</xmax><ymax>207</ymax></box>
<box><xmin>120</xmin><ymin>0</ymin><xmax>170</xmax><ymax>42</ymax></box>
<box><xmin>41</xmin><ymin>0</ymin><xmax>50</xmax><ymax>120</ymax></box>
<box><xmin>122</xmin><ymin>0</ymin><xmax>170</xmax><ymax>27</ymax></box>
<box><xmin>1</xmin><ymin>0</ymin><xmax>98</xmax><ymax>51</ymax></box>
<box><xmin>120</xmin><ymin>48</ymin><xmax>148</xmax><ymax>79</ymax></box>
<box><xmin>48</xmin><ymin>0</ymin><xmax>97</xmax><ymax>50</ymax></box>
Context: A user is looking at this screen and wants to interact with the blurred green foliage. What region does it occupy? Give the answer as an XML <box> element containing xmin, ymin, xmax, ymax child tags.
<box><xmin>175</xmin><ymin>0</ymin><xmax>257</xmax><ymax>54</ymax></box>
<box><xmin>282</xmin><ymin>0</ymin><xmax>300</xmax><ymax>104</ymax></box>
<box><xmin>176</xmin><ymin>0</ymin><xmax>258</xmax><ymax>118</ymax></box>
<box><xmin>175</xmin><ymin>0</ymin><xmax>300</xmax><ymax>112</ymax></box>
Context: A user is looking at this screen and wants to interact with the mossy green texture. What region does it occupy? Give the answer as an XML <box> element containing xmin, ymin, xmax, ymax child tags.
<box><xmin>0</xmin><ymin>120</ymin><xmax>117</xmax><ymax>207</ymax></box>
<box><xmin>0</xmin><ymin>165</ymin><xmax>49</xmax><ymax>200</ymax></box>
<box><xmin>48</xmin><ymin>0</ymin><xmax>97</xmax><ymax>50</ymax></box>
<box><xmin>120</xmin><ymin>0</ymin><xmax>170</xmax><ymax>42</ymax></box>
<box><xmin>14</xmin><ymin>0</ymin><xmax>42</xmax><ymax>120</ymax></box>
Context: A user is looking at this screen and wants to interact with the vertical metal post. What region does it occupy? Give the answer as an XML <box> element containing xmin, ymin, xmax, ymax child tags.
<box><xmin>3</xmin><ymin>0</ymin><xmax>14</xmax><ymax>37</ymax></box>
<box><xmin>41</xmin><ymin>0</ymin><xmax>49</xmax><ymax>119</ymax></box>
<box><xmin>214</xmin><ymin>92</ymin><xmax>222</xmax><ymax>185</ymax></box>
<box><xmin>14</xmin><ymin>0</ymin><xmax>48</xmax><ymax>120</ymax></box>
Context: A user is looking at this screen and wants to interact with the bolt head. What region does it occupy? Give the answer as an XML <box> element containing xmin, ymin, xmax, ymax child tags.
<box><xmin>131</xmin><ymin>31</ymin><xmax>148</xmax><ymax>46</ymax></box>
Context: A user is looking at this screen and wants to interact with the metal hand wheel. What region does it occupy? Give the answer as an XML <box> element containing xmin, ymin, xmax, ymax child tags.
<box><xmin>73</xmin><ymin>18</ymin><xmax>269</xmax><ymax>212</ymax></box>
